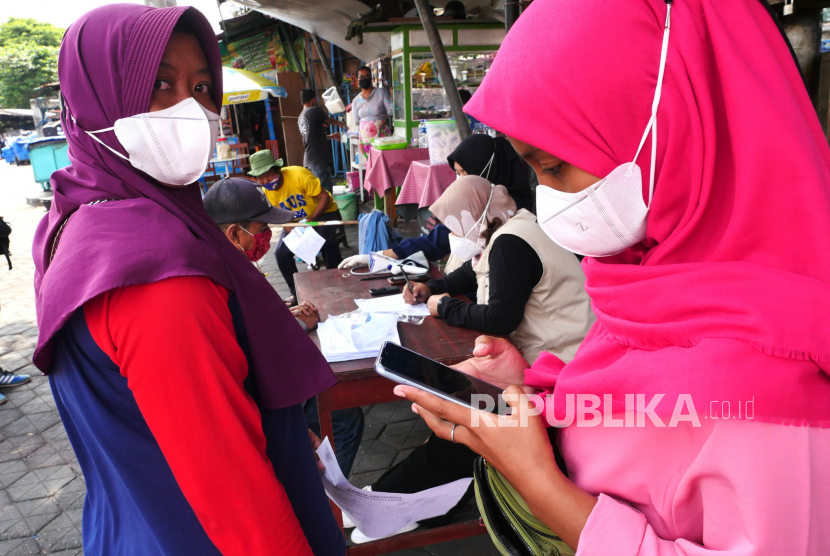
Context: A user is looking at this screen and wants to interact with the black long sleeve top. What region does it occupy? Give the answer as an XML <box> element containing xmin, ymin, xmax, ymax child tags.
<box><xmin>426</xmin><ymin>234</ymin><xmax>544</xmax><ymax>336</ymax></box>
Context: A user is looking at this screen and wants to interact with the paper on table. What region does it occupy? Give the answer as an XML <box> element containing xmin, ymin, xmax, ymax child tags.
<box><xmin>317</xmin><ymin>312</ymin><xmax>400</xmax><ymax>362</ymax></box>
<box><xmin>283</xmin><ymin>226</ymin><xmax>326</xmax><ymax>264</ymax></box>
<box><xmin>316</xmin><ymin>437</ymin><xmax>472</xmax><ymax>538</ymax></box>
<box><xmin>354</xmin><ymin>294</ymin><xmax>431</xmax><ymax>316</ymax></box>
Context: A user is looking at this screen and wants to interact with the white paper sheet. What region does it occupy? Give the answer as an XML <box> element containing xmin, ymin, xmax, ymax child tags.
<box><xmin>316</xmin><ymin>438</ymin><xmax>473</xmax><ymax>538</ymax></box>
<box><xmin>283</xmin><ymin>226</ymin><xmax>326</xmax><ymax>264</ymax></box>
<box><xmin>317</xmin><ymin>313</ymin><xmax>400</xmax><ymax>362</ymax></box>
<box><xmin>354</xmin><ymin>294</ymin><xmax>431</xmax><ymax>316</ymax></box>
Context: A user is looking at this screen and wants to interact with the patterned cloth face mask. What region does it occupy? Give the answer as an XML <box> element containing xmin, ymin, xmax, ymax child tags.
<box><xmin>239</xmin><ymin>225</ymin><xmax>273</xmax><ymax>262</ymax></box>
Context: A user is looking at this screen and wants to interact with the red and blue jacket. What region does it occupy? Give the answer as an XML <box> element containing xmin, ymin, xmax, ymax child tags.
<box><xmin>49</xmin><ymin>276</ymin><xmax>345</xmax><ymax>556</ymax></box>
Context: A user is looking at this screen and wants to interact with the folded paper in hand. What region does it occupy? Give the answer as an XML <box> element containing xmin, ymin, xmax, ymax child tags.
<box><xmin>283</xmin><ymin>226</ymin><xmax>325</xmax><ymax>264</ymax></box>
<box><xmin>317</xmin><ymin>312</ymin><xmax>400</xmax><ymax>362</ymax></box>
<box><xmin>316</xmin><ymin>437</ymin><xmax>472</xmax><ymax>538</ymax></box>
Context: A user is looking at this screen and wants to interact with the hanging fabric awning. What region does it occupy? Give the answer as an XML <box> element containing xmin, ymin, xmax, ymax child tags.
<box><xmin>231</xmin><ymin>0</ymin><xmax>503</xmax><ymax>63</ymax></box>
<box><xmin>230</xmin><ymin>0</ymin><xmax>391</xmax><ymax>62</ymax></box>
<box><xmin>222</xmin><ymin>66</ymin><xmax>288</xmax><ymax>105</ymax></box>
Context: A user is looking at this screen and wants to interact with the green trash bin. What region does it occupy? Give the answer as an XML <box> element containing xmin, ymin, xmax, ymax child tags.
<box><xmin>28</xmin><ymin>138</ymin><xmax>70</xmax><ymax>192</ymax></box>
<box><xmin>335</xmin><ymin>193</ymin><xmax>358</xmax><ymax>221</ymax></box>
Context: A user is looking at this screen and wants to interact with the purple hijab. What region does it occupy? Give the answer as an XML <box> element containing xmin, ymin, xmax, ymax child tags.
<box><xmin>32</xmin><ymin>4</ymin><xmax>335</xmax><ymax>409</ymax></box>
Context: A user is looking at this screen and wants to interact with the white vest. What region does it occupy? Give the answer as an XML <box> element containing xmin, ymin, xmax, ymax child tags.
<box><xmin>473</xmin><ymin>209</ymin><xmax>595</xmax><ymax>364</ymax></box>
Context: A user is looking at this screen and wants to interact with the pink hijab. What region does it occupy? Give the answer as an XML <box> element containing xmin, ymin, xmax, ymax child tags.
<box><xmin>430</xmin><ymin>176</ymin><xmax>516</xmax><ymax>239</ymax></box>
<box><xmin>466</xmin><ymin>0</ymin><xmax>830</xmax><ymax>425</ymax></box>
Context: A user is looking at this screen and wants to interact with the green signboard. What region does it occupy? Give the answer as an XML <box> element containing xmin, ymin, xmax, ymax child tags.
<box><xmin>220</xmin><ymin>30</ymin><xmax>306</xmax><ymax>76</ymax></box>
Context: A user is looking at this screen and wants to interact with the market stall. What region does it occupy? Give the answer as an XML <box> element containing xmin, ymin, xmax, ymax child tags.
<box><xmin>354</xmin><ymin>20</ymin><xmax>503</xmax><ymax>217</ymax></box>
<box><xmin>365</xmin><ymin>20</ymin><xmax>504</xmax><ymax>143</ymax></box>
<box><xmin>219</xmin><ymin>21</ymin><xmax>302</xmax><ymax>159</ymax></box>
<box><xmin>222</xmin><ymin>66</ymin><xmax>287</xmax><ymax>142</ymax></box>
<box><xmin>202</xmin><ymin>67</ymin><xmax>288</xmax><ymax>187</ymax></box>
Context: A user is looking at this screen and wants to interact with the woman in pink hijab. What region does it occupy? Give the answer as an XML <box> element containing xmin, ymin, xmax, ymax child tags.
<box><xmin>393</xmin><ymin>0</ymin><xmax>830</xmax><ymax>554</ymax></box>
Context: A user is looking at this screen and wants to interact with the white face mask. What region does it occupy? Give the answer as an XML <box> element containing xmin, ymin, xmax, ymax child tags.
<box><xmin>449</xmin><ymin>180</ymin><xmax>496</xmax><ymax>262</ymax></box>
<box><xmin>83</xmin><ymin>98</ymin><xmax>220</xmax><ymax>186</ymax></box>
<box><xmin>536</xmin><ymin>2</ymin><xmax>671</xmax><ymax>258</ymax></box>
<box><xmin>449</xmin><ymin>233</ymin><xmax>483</xmax><ymax>262</ymax></box>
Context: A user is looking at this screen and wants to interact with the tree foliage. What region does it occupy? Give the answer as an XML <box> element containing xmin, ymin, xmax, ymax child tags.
<box><xmin>0</xmin><ymin>42</ymin><xmax>59</xmax><ymax>108</ymax></box>
<box><xmin>0</xmin><ymin>18</ymin><xmax>63</xmax><ymax>108</ymax></box>
<box><xmin>0</xmin><ymin>18</ymin><xmax>63</xmax><ymax>49</ymax></box>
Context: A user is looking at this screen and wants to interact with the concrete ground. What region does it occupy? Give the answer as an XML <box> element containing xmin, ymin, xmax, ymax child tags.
<box><xmin>0</xmin><ymin>161</ymin><xmax>496</xmax><ymax>555</ymax></box>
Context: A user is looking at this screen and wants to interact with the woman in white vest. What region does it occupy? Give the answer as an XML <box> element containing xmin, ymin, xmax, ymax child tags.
<box><xmin>404</xmin><ymin>174</ymin><xmax>594</xmax><ymax>364</ymax></box>
<box><xmin>346</xmin><ymin>175</ymin><xmax>596</xmax><ymax>545</ymax></box>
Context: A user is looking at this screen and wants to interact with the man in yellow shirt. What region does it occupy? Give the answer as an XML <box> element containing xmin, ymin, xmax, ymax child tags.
<box><xmin>248</xmin><ymin>150</ymin><xmax>343</xmax><ymax>303</ymax></box>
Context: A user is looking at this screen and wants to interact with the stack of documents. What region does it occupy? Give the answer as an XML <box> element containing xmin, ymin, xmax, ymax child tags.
<box><xmin>317</xmin><ymin>312</ymin><xmax>400</xmax><ymax>363</ymax></box>
<box><xmin>354</xmin><ymin>294</ymin><xmax>431</xmax><ymax>316</ymax></box>
<box><xmin>316</xmin><ymin>437</ymin><xmax>472</xmax><ymax>538</ymax></box>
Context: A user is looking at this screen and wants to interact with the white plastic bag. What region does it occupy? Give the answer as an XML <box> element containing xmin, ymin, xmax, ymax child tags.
<box><xmin>426</xmin><ymin>120</ymin><xmax>462</xmax><ymax>165</ymax></box>
<box><xmin>323</xmin><ymin>86</ymin><xmax>346</xmax><ymax>114</ymax></box>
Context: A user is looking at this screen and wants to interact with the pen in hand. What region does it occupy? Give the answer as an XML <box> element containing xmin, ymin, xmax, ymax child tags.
<box><xmin>400</xmin><ymin>266</ymin><xmax>415</xmax><ymax>295</ymax></box>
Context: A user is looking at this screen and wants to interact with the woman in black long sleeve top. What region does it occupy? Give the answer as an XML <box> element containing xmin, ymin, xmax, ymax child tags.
<box><xmin>425</xmin><ymin>234</ymin><xmax>543</xmax><ymax>335</ymax></box>
<box><xmin>404</xmin><ymin>175</ymin><xmax>591</xmax><ymax>365</ymax></box>
<box><xmin>339</xmin><ymin>134</ymin><xmax>535</xmax><ymax>272</ymax></box>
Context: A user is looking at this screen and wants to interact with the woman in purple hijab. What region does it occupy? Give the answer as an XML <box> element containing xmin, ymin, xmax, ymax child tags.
<box><xmin>32</xmin><ymin>5</ymin><xmax>344</xmax><ymax>555</ymax></box>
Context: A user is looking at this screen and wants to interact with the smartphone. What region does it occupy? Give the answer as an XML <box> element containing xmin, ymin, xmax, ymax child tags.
<box><xmin>374</xmin><ymin>342</ymin><xmax>504</xmax><ymax>413</ymax></box>
<box><xmin>369</xmin><ymin>286</ymin><xmax>400</xmax><ymax>296</ymax></box>
<box><xmin>387</xmin><ymin>275</ymin><xmax>428</xmax><ymax>285</ymax></box>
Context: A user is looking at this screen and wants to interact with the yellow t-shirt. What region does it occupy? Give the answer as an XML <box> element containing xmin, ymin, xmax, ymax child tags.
<box><xmin>262</xmin><ymin>166</ymin><xmax>338</xmax><ymax>221</ymax></box>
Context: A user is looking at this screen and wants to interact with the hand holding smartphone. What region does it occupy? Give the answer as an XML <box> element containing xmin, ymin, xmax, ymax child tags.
<box><xmin>374</xmin><ymin>342</ymin><xmax>504</xmax><ymax>413</ymax></box>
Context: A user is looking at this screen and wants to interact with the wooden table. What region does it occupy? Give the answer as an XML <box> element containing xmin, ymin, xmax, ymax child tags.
<box><xmin>295</xmin><ymin>267</ymin><xmax>488</xmax><ymax>555</ymax></box>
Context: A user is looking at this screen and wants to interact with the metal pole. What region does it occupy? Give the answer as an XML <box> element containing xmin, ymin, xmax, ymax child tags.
<box><xmin>279</xmin><ymin>22</ymin><xmax>311</xmax><ymax>88</ymax></box>
<box><xmin>311</xmin><ymin>34</ymin><xmax>345</xmax><ymax>105</ymax></box>
<box><xmin>782</xmin><ymin>8</ymin><xmax>823</xmax><ymax>110</ymax></box>
<box><xmin>412</xmin><ymin>0</ymin><xmax>471</xmax><ymax>139</ymax></box>
<box><xmin>264</xmin><ymin>97</ymin><xmax>276</xmax><ymax>141</ymax></box>
<box><xmin>504</xmin><ymin>0</ymin><xmax>521</xmax><ymax>32</ymax></box>
<box><xmin>233</xmin><ymin>104</ymin><xmax>240</xmax><ymax>136</ymax></box>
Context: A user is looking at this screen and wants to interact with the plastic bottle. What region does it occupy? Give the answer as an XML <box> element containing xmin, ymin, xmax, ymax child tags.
<box><xmin>418</xmin><ymin>119</ymin><xmax>429</xmax><ymax>149</ymax></box>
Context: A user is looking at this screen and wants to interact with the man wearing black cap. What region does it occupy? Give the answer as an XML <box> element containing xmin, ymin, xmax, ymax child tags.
<box><xmin>204</xmin><ymin>177</ymin><xmax>318</xmax><ymax>331</ymax></box>
<box><xmin>204</xmin><ymin>178</ymin><xmax>364</xmax><ymax>475</ymax></box>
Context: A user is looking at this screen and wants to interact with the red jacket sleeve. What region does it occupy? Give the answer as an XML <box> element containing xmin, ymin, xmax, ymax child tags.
<box><xmin>84</xmin><ymin>276</ymin><xmax>314</xmax><ymax>556</ymax></box>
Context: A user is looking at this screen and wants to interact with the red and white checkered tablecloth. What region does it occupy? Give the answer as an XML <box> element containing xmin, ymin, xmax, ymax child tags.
<box><xmin>396</xmin><ymin>160</ymin><xmax>457</xmax><ymax>208</ymax></box>
<box><xmin>363</xmin><ymin>147</ymin><xmax>430</xmax><ymax>196</ymax></box>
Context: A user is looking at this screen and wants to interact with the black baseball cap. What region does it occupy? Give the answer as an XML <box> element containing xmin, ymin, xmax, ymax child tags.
<box><xmin>203</xmin><ymin>177</ymin><xmax>294</xmax><ymax>225</ymax></box>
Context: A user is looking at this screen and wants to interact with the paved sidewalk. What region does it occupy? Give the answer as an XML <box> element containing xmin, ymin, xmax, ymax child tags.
<box><xmin>0</xmin><ymin>161</ymin><xmax>496</xmax><ymax>555</ymax></box>
<box><xmin>0</xmin><ymin>162</ymin><xmax>83</xmax><ymax>556</ymax></box>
